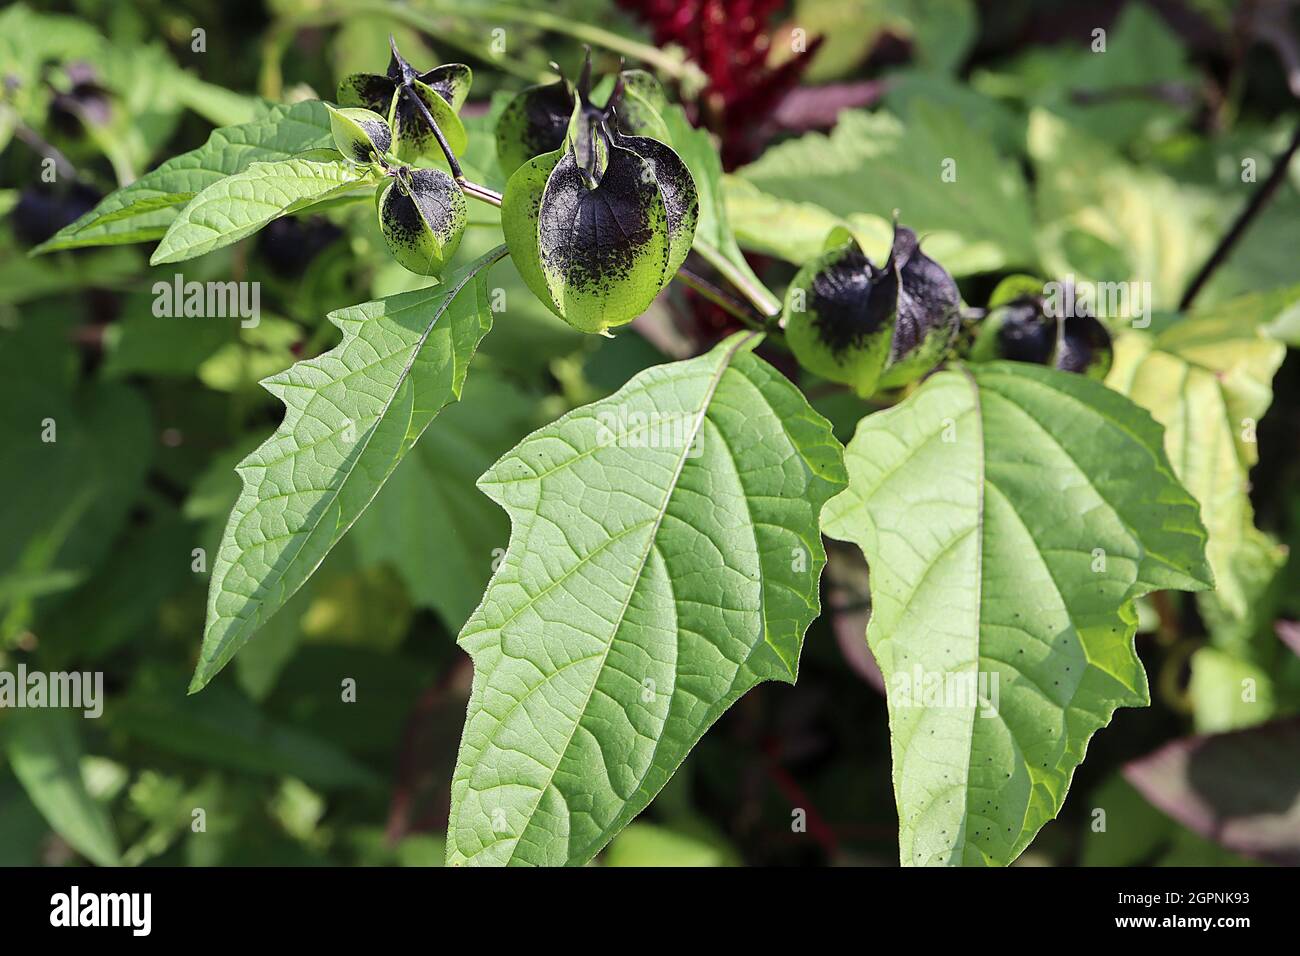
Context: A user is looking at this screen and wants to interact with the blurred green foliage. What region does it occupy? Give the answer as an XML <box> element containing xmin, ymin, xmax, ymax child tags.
<box><xmin>2</xmin><ymin>0</ymin><xmax>1299</xmax><ymax>866</ymax></box>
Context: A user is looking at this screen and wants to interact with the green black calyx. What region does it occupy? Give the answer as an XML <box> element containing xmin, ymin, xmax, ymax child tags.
<box><xmin>325</xmin><ymin>105</ymin><xmax>392</xmax><ymax>165</ymax></box>
<box><xmin>337</xmin><ymin>36</ymin><xmax>471</xmax><ymax>161</ymax></box>
<box><xmin>500</xmin><ymin>105</ymin><xmax>699</xmax><ymax>334</ymax></box>
<box><xmin>376</xmin><ymin>165</ymin><xmax>466</xmax><ymax>277</ymax></box>
<box><xmin>784</xmin><ymin>225</ymin><xmax>962</xmax><ymax>398</ymax></box>
<box><xmin>495</xmin><ymin>48</ymin><xmax>671</xmax><ymax>178</ymax></box>
<box><xmin>967</xmin><ymin>279</ymin><xmax>1114</xmax><ymax>380</ymax></box>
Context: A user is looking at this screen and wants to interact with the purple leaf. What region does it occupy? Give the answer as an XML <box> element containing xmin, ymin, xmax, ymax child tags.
<box><xmin>1124</xmin><ymin>717</ymin><xmax>1300</xmax><ymax>865</ymax></box>
<box><xmin>1276</xmin><ymin>620</ymin><xmax>1300</xmax><ymax>657</ymax></box>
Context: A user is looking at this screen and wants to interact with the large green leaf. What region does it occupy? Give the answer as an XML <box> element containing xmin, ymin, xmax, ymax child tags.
<box><xmin>151</xmin><ymin>153</ymin><xmax>375</xmax><ymax>264</ymax></box>
<box><xmin>446</xmin><ymin>332</ymin><xmax>846</xmax><ymax>866</ymax></box>
<box><xmin>737</xmin><ymin>102</ymin><xmax>1037</xmax><ymax>274</ymax></box>
<box><xmin>190</xmin><ymin>247</ymin><xmax>505</xmax><ymax>692</ymax></box>
<box><xmin>974</xmin><ymin>4</ymin><xmax>1194</xmax><ymax>150</ymax></box>
<box><xmin>34</xmin><ymin>100</ymin><xmax>333</xmax><ymax>253</ymax></box>
<box><xmin>5</xmin><ymin>709</ymin><xmax>121</xmax><ymax>866</ymax></box>
<box><xmin>1106</xmin><ymin>291</ymin><xmax>1291</xmax><ymax>628</ymax></box>
<box><xmin>1028</xmin><ymin>109</ymin><xmax>1227</xmax><ymax>310</ymax></box>
<box><xmin>821</xmin><ymin>362</ymin><xmax>1211</xmax><ymax>866</ymax></box>
<box><xmin>722</xmin><ymin>175</ymin><xmax>994</xmax><ymax>278</ymax></box>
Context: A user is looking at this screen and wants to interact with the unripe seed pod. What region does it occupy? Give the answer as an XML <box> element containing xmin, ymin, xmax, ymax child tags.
<box><xmin>783</xmin><ymin>226</ymin><xmax>961</xmax><ymax>397</ymax></box>
<box><xmin>501</xmin><ymin>123</ymin><xmax>698</xmax><ymax>334</ymax></box>
<box><xmin>495</xmin><ymin>50</ymin><xmax>672</xmax><ymax>178</ymax></box>
<box><xmin>1055</xmin><ymin>313</ymin><xmax>1113</xmax><ymax>379</ymax></box>
<box><xmin>326</xmin><ymin>105</ymin><xmax>392</xmax><ymax>164</ymax></box>
<box><xmin>967</xmin><ymin>285</ymin><xmax>1113</xmax><ymax>379</ymax></box>
<box><xmin>970</xmin><ymin>299</ymin><xmax>1056</xmax><ymax>366</ymax></box>
<box><xmin>337</xmin><ymin>38</ymin><xmax>472</xmax><ymax>162</ymax></box>
<box><xmin>376</xmin><ymin>168</ymin><xmax>466</xmax><ymax>276</ymax></box>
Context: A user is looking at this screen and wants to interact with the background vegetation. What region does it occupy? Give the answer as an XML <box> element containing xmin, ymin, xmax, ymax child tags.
<box><xmin>1</xmin><ymin>0</ymin><xmax>1297</xmax><ymax>866</ymax></box>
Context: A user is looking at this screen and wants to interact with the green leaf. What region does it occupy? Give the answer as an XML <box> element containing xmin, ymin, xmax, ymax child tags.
<box><xmin>190</xmin><ymin>246</ymin><xmax>505</xmax><ymax>692</ymax></box>
<box><xmin>1106</xmin><ymin>291</ymin><xmax>1290</xmax><ymax>626</ymax></box>
<box><xmin>975</xmin><ymin>4</ymin><xmax>1194</xmax><ymax>150</ymax></box>
<box><xmin>5</xmin><ymin>709</ymin><xmax>121</xmax><ymax>866</ymax></box>
<box><xmin>34</xmin><ymin>100</ymin><xmax>334</xmax><ymax>254</ymax></box>
<box><xmin>662</xmin><ymin>107</ymin><xmax>780</xmax><ymax>315</ymax></box>
<box><xmin>737</xmin><ymin>103</ymin><xmax>1038</xmax><ymax>274</ymax></box>
<box><xmin>603</xmin><ymin>821</ymin><xmax>736</xmax><ymax>867</ymax></box>
<box><xmin>795</xmin><ymin>0</ymin><xmax>976</xmax><ymax>82</ymax></box>
<box><xmin>117</xmin><ymin>671</ymin><xmax>380</xmax><ymax>790</ymax></box>
<box><xmin>1188</xmin><ymin>647</ymin><xmax>1276</xmax><ymax>733</ymax></box>
<box><xmin>0</xmin><ymin>317</ymin><xmax>153</xmax><ymax>637</ymax></box>
<box><xmin>446</xmin><ymin>332</ymin><xmax>846</xmax><ymax>866</ymax></box>
<box><xmin>151</xmin><ymin>153</ymin><xmax>375</xmax><ymax>264</ymax></box>
<box><xmin>821</xmin><ymin>361</ymin><xmax>1212</xmax><ymax>866</ymax></box>
<box><xmin>722</xmin><ymin>176</ymin><xmax>891</xmax><ymax>264</ymax></box>
<box><xmin>1028</xmin><ymin>109</ymin><xmax>1227</xmax><ymax>310</ymax></box>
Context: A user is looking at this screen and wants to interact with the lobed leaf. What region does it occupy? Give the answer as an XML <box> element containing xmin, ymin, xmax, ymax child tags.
<box><xmin>737</xmin><ymin>103</ymin><xmax>1038</xmax><ymax>275</ymax></box>
<box><xmin>822</xmin><ymin>361</ymin><xmax>1212</xmax><ymax>865</ymax></box>
<box><xmin>151</xmin><ymin>153</ymin><xmax>376</xmax><ymax>265</ymax></box>
<box><xmin>1106</xmin><ymin>291</ymin><xmax>1291</xmax><ymax>633</ymax></box>
<box><xmin>34</xmin><ymin>100</ymin><xmax>333</xmax><ymax>254</ymax></box>
<box><xmin>446</xmin><ymin>332</ymin><xmax>846</xmax><ymax>865</ymax></box>
<box><xmin>189</xmin><ymin>247</ymin><xmax>504</xmax><ymax>692</ymax></box>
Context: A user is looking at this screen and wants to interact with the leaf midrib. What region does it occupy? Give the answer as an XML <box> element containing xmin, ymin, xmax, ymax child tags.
<box><xmin>197</xmin><ymin>252</ymin><xmax>498</xmax><ymax>688</ymax></box>
<box><xmin>489</xmin><ymin>332</ymin><xmax>757</xmax><ymax>865</ymax></box>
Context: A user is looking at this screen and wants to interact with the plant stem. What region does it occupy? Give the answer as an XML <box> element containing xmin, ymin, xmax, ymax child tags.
<box><xmin>1179</xmin><ymin>119</ymin><xmax>1300</xmax><ymax>311</ymax></box>
<box><xmin>400</xmin><ymin>86</ymin><xmax>464</xmax><ymax>179</ymax></box>
<box><xmin>459</xmin><ymin>179</ymin><xmax>503</xmax><ymax>207</ymax></box>
<box><xmin>405</xmin><ymin>0</ymin><xmax>706</xmax><ymax>89</ymax></box>
<box><xmin>692</xmin><ymin>240</ymin><xmax>783</xmax><ymax>319</ymax></box>
<box><xmin>398</xmin><ymin>86</ymin><xmax>503</xmax><ymax>207</ymax></box>
<box><xmin>675</xmin><ymin>265</ymin><xmax>772</xmax><ymax>332</ymax></box>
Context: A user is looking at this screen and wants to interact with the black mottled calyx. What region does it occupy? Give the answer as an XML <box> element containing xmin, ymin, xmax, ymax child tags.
<box><xmin>810</xmin><ymin>245</ymin><xmax>897</xmax><ymax>355</ymax></box>
<box><xmin>384</xmin><ymin>37</ymin><xmax>465</xmax><ymax>108</ymax></box>
<box><xmin>889</xmin><ymin>226</ymin><xmax>962</xmax><ymax>362</ymax></box>
<box><xmin>356</xmin><ymin>120</ymin><xmax>391</xmax><ymax>161</ymax></box>
<box><xmin>339</xmin><ymin>72</ymin><xmax>398</xmax><ymax>115</ymax></box>
<box><xmin>538</xmin><ymin>147</ymin><xmax>661</xmax><ymax>296</ymax></box>
<box><xmin>387</xmin><ymin>168</ymin><xmax>459</xmax><ymax>243</ymax></box>
<box><xmin>1056</xmin><ymin>312</ymin><xmax>1113</xmax><ymax>375</ymax></box>
<box><xmin>340</xmin><ymin>38</ymin><xmax>466</xmax><ymax>115</ymax></box>
<box><xmin>613</xmin><ymin>130</ymin><xmax>698</xmax><ymax>259</ymax></box>
<box><xmin>995</xmin><ymin>298</ymin><xmax>1058</xmax><ymax>365</ymax></box>
<box><xmin>508</xmin><ymin>78</ymin><xmax>576</xmax><ymax>158</ymax></box>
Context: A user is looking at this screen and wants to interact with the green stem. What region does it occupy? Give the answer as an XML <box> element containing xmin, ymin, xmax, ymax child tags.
<box><xmin>674</xmin><ymin>266</ymin><xmax>769</xmax><ymax>332</ymax></box>
<box><xmin>406</xmin><ymin>0</ymin><xmax>704</xmax><ymax>87</ymax></box>
<box><xmin>692</xmin><ymin>240</ymin><xmax>782</xmax><ymax>320</ymax></box>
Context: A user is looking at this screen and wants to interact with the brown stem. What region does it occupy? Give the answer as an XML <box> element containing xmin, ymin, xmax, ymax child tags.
<box><xmin>397</xmin><ymin>86</ymin><xmax>503</xmax><ymax>208</ymax></box>
<box><xmin>674</xmin><ymin>265</ymin><xmax>771</xmax><ymax>332</ymax></box>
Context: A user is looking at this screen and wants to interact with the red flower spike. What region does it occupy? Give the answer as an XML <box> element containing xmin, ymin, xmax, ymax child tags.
<box><xmin>618</xmin><ymin>0</ymin><xmax>823</xmax><ymax>168</ymax></box>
